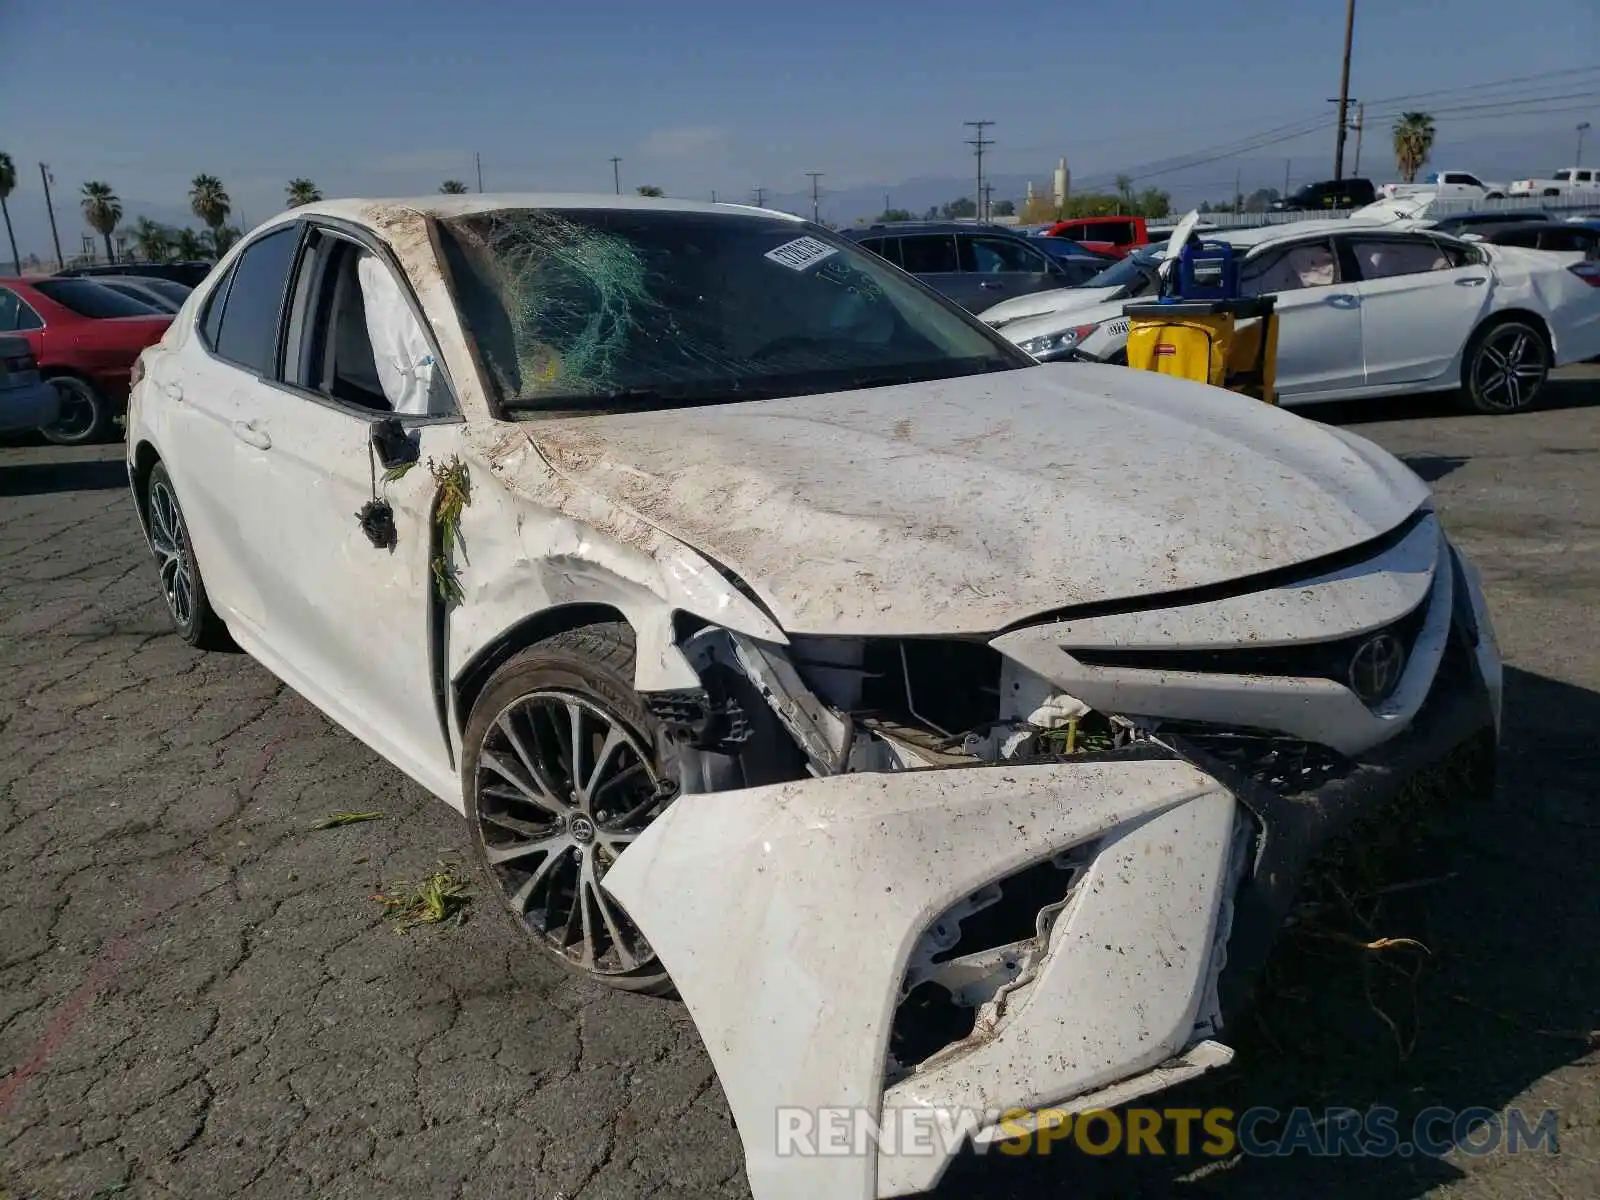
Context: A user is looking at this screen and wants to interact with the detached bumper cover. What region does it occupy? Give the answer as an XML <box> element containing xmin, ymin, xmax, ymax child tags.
<box><xmin>603</xmin><ymin>612</ymin><xmax>1499</xmax><ymax>1200</ymax></box>
<box><xmin>604</xmin><ymin>755</ymin><xmax>1236</xmax><ymax>1200</ymax></box>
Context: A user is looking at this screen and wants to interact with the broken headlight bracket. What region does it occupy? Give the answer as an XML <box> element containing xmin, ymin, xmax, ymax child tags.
<box><xmin>645</xmin><ymin>686</ymin><xmax>753</xmax><ymax>754</ymax></box>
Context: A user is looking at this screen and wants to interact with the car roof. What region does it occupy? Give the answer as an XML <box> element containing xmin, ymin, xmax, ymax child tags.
<box><xmin>281</xmin><ymin>194</ymin><xmax>805</xmax><ymax>229</ymax></box>
<box><xmin>844</xmin><ymin>220</ymin><xmax>1025</xmax><ymax>236</ymax></box>
<box><xmin>1208</xmin><ymin>219</ymin><xmax>1376</xmax><ymax>248</ymax></box>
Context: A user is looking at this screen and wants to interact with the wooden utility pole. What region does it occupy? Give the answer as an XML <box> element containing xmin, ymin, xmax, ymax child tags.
<box><xmin>965</xmin><ymin>120</ymin><xmax>994</xmax><ymax>220</ymax></box>
<box><xmin>475</xmin><ymin>151</ymin><xmax>483</xmax><ymax>192</ymax></box>
<box><xmin>806</xmin><ymin>172</ymin><xmax>823</xmax><ymax>223</ymax></box>
<box><xmin>1332</xmin><ymin>0</ymin><xmax>1356</xmax><ymax>180</ymax></box>
<box><xmin>1352</xmin><ymin>103</ymin><xmax>1366</xmax><ymax>175</ymax></box>
<box><xmin>609</xmin><ymin>157</ymin><xmax>621</xmax><ymax>195</ymax></box>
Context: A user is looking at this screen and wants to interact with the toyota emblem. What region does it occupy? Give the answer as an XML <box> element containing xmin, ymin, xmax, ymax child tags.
<box><xmin>1348</xmin><ymin>633</ymin><xmax>1406</xmax><ymax>705</ymax></box>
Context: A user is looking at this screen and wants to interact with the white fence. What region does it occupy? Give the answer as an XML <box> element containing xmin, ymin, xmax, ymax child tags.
<box><xmin>1147</xmin><ymin>191</ymin><xmax>1598</xmax><ymax>234</ymax></box>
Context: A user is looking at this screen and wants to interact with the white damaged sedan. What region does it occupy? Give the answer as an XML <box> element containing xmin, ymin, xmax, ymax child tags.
<box><xmin>126</xmin><ymin>195</ymin><xmax>1504</xmax><ymax>1199</ymax></box>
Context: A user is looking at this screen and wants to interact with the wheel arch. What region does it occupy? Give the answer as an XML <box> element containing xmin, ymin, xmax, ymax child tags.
<box><xmin>1470</xmin><ymin>307</ymin><xmax>1553</xmax><ymax>358</ymax></box>
<box><xmin>130</xmin><ymin>439</ymin><xmax>162</xmax><ymax>536</ymax></box>
<box><xmin>451</xmin><ymin>602</ymin><xmax>633</xmax><ymax>736</ymax></box>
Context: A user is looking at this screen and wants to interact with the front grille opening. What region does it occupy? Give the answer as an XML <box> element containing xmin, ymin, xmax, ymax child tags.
<box><xmin>1163</xmin><ymin>724</ymin><xmax>1352</xmax><ymax>796</ymax></box>
<box><xmin>856</xmin><ymin>638</ymin><xmax>1003</xmax><ymax>735</ymax></box>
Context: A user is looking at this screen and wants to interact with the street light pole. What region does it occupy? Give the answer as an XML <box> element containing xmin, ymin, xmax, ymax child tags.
<box><xmin>39</xmin><ymin>163</ymin><xmax>64</xmax><ymax>270</ymax></box>
<box><xmin>1332</xmin><ymin>0</ymin><xmax>1357</xmax><ymax>181</ymax></box>
<box><xmin>1578</xmin><ymin>123</ymin><xmax>1592</xmax><ymax>168</ymax></box>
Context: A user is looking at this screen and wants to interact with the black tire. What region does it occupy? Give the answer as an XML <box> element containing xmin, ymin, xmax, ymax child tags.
<box><xmin>462</xmin><ymin>623</ymin><xmax>678</xmax><ymax>996</ymax></box>
<box><xmin>1460</xmin><ymin>318</ymin><xmax>1551</xmax><ymax>415</ymax></box>
<box><xmin>144</xmin><ymin>462</ymin><xmax>232</xmax><ymax>649</ymax></box>
<box><xmin>1484</xmin><ymin>192</ymin><xmax>1504</xmax><ymax>200</ymax></box>
<box><xmin>40</xmin><ymin>376</ymin><xmax>115</xmax><ymax>446</ymax></box>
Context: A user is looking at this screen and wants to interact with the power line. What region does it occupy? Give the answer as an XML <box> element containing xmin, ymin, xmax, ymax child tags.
<box><xmin>1073</xmin><ymin>90</ymin><xmax>1600</xmax><ymax>191</ymax></box>
<box><xmin>966</xmin><ymin>123</ymin><xmax>992</xmax><ymax>224</ymax></box>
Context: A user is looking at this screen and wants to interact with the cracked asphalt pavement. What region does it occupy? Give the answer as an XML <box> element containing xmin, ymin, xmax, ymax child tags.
<box><xmin>3</xmin><ymin>370</ymin><xmax>1599</xmax><ymax>1199</ymax></box>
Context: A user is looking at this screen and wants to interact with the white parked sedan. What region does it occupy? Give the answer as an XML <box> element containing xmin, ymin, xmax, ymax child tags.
<box><xmin>127</xmin><ymin>195</ymin><xmax>1504</xmax><ymax>1200</ymax></box>
<box><xmin>987</xmin><ymin>220</ymin><xmax>1600</xmax><ymax>413</ymax></box>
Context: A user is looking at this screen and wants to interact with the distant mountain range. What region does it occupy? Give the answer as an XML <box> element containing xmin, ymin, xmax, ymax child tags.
<box><xmin>2</xmin><ymin>125</ymin><xmax>1585</xmax><ymax>265</ymax></box>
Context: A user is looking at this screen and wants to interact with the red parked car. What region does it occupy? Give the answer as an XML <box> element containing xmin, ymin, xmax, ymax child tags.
<box><xmin>0</xmin><ymin>276</ymin><xmax>172</xmax><ymax>444</ymax></box>
<box><xmin>1041</xmin><ymin>215</ymin><xmax>1151</xmax><ymax>259</ymax></box>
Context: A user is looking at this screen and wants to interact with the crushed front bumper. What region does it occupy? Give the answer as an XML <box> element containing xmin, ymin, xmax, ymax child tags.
<box><xmin>602</xmin><ymin>614</ymin><xmax>1499</xmax><ymax>1200</ymax></box>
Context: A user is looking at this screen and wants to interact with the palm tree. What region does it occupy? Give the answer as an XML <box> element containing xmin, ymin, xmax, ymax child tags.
<box><xmin>439</xmin><ymin>179</ymin><xmax>470</xmax><ymax>194</ymax></box>
<box><xmin>0</xmin><ymin>151</ymin><xmax>19</xmax><ymax>275</ymax></box>
<box><xmin>172</xmin><ymin>228</ymin><xmax>209</xmax><ymax>260</ymax></box>
<box><xmin>131</xmin><ymin>217</ymin><xmax>172</xmax><ymax>262</ymax></box>
<box><xmin>286</xmin><ymin>178</ymin><xmax>321</xmax><ymax>207</ymax></box>
<box><xmin>189</xmin><ymin>174</ymin><xmax>232</xmax><ymax>248</ymax></box>
<box><xmin>81</xmin><ymin>181</ymin><xmax>122</xmax><ymax>264</ymax></box>
<box><xmin>210</xmin><ymin>225</ymin><xmax>241</xmax><ymax>257</ymax></box>
<box><xmin>1392</xmin><ymin>112</ymin><xmax>1437</xmax><ymax>184</ymax></box>
<box><xmin>635</xmin><ymin>185</ymin><xmax>664</xmax><ymax>197</ymax></box>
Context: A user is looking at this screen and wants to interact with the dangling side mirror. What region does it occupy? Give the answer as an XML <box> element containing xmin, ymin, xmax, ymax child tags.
<box><xmin>371</xmin><ymin>417</ymin><xmax>419</xmax><ymax>471</ymax></box>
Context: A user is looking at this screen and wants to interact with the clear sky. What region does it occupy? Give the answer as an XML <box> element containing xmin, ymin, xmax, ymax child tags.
<box><xmin>2</xmin><ymin>0</ymin><xmax>1598</xmax><ymax>239</ymax></box>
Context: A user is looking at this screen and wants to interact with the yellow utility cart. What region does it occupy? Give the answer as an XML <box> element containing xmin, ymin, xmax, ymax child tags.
<box><xmin>1123</xmin><ymin>296</ymin><xmax>1280</xmax><ymax>403</ymax></box>
<box><xmin>1122</xmin><ymin>235</ymin><xmax>1281</xmax><ymax>404</ymax></box>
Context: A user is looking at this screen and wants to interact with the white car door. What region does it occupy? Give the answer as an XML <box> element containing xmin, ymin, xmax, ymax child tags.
<box><xmin>224</xmin><ymin>223</ymin><xmax>464</xmax><ymax>797</ymax></box>
<box><xmin>157</xmin><ymin>225</ymin><xmax>306</xmax><ymax>630</ymax></box>
<box><xmin>1240</xmin><ymin>236</ymin><xmax>1365</xmax><ymax>397</ymax></box>
<box><xmin>1344</xmin><ymin>233</ymin><xmax>1490</xmax><ymax>388</ymax></box>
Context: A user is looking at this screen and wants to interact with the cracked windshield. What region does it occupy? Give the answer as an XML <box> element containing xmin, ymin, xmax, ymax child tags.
<box><xmin>436</xmin><ymin>208</ymin><xmax>1022</xmax><ymax>414</ymax></box>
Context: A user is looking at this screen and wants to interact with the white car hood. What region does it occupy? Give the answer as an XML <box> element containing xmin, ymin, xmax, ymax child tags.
<box><xmin>980</xmin><ymin>284</ymin><xmax>1122</xmax><ymax>327</ymax></box>
<box><xmin>513</xmin><ymin>366</ymin><xmax>1428</xmax><ymax>637</ymax></box>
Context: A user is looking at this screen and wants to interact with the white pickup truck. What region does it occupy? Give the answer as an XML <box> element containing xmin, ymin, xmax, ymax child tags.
<box><xmin>1509</xmin><ymin>167</ymin><xmax>1600</xmax><ymax>198</ymax></box>
<box><xmin>1379</xmin><ymin>170</ymin><xmax>1507</xmax><ymax>201</ymax></box>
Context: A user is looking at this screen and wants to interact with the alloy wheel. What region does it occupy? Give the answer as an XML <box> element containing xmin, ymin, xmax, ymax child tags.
<box><xmin>147</xmin><ymin>479</ymin><xmax>195</xmax><ymax>629</ymax></box>
<box><xmin>474</xmin><ymin>690</ymin><xmax>668</xmax><ymax>975</ymax></box>
<box><xmin>1472</xmin><ymin>325</ymin><xmax>1547</xmax><ymax>413</ymax></box>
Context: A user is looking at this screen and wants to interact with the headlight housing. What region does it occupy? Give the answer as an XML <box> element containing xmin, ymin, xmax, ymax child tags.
<box><xmin>1017</xmin><ymin>323</ymin><xmax>1100</xmax><ymax>360</ymax></box>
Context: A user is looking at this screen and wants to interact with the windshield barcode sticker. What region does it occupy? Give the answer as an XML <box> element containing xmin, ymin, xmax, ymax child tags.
<box><xmin>765</xmin><ymin>236</ymin><xmax>838</xmax><ymax>272</ymax></box>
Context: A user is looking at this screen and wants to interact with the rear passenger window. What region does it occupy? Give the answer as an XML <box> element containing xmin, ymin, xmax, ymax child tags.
<box><xmin>0</xmin><ymin>288</ymin><xmax>44</xmax><ymax>332</ymax></box>
<box><xmin>199</xmin><ymin>265</ymin><xmax>234</xmax><ymax>348</ymax></box>
<box><xmin>211</xmin><ymin>226</ymin><xmax>301</xmax><ymax>376</ymax></box>
<box><xmin>897</xmin><ymin>235</ymin><xmax>959</xmax><ymax>274</ymax></box>
<box><xmin>1348</xmin><ymin>238</ymin><xmax>1451</xmax><ymax>280</ymax></box>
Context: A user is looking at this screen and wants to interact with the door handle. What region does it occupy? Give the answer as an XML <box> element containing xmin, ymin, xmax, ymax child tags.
<box><xmin>1328</xmin><ymin>293</ymin><xmax>1360</xmax><ymax>308</ymax></box>
<box><xmin>1455</xmin><ymin>277</ymin><xmax>1488</xmax><ymax>287</ymax></box>
<box><xmin>163</xmin><ymin>382</ymin><xmax>183</xmax><ymax>402</ymax></box>
<box><xmin>232</xmin><ymin>420</ymin><xmax>271</xmax><ymax>450</ymax></box>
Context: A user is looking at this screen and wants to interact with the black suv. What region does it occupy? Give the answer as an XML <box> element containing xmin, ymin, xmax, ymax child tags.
<box><xmin>56</xmin><ymin>261</ymin><xmax>215</xmax><ymax>288</ymax></box>
<box><xmin>1272</xmin><ymin>178</ymin><xmax>1377</xmax><ymax>212</ymax></box>
<box><xmin>841</xmin><ymin>222</ymin><xmax>1096</xmax><ymax>311</ymax></box>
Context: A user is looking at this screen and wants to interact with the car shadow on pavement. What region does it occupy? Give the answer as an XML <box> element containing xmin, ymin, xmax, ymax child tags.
<box><xmin>1399</xmin><ymin>454</ymin><xmax>1471</xmax><ymax>483</ymax></box>
<box><xmin>934</xmin><ymin>664</ymin><xmax>1599</xmax><ymax>1199</ymax></box>
<box><xmin>0</xmin><ymin>458</ymin><xmax>128</xmax><ymax>497</ymax></box>
<box><xmin>1314</xmin><ymin>375</ymin><xmax>1600</xmax><ymax>427</ymax></box>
